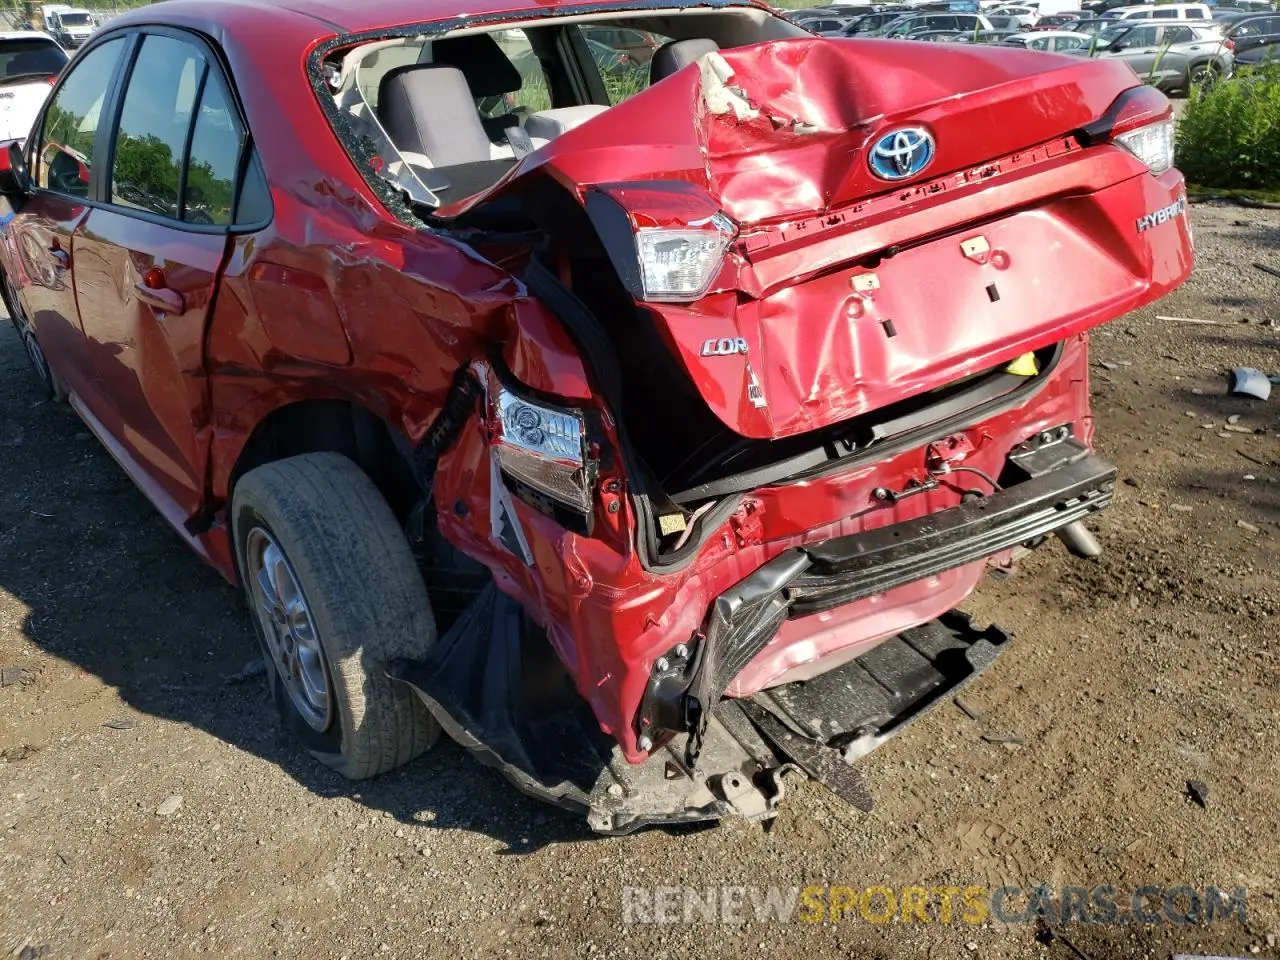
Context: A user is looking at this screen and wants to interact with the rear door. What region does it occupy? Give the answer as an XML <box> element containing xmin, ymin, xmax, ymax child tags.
<box><xmin>6</xmin><ymin>36</ymin><xmax>127</xmax><ymax>400</ymax></box>
<box><xmin>1230</xmin><ymin>16</ymin><xmax>1275</xmax><ymax>51</ymax></box>
<box><xmin>72</xmin><ymin>28</ymin><xmax>268</xmax><ymax>518</ymax></box>
<box><xmin>1105</xmin><ymin>23</ymin><xmax>1162</xmax><ymax>77</ymax></box>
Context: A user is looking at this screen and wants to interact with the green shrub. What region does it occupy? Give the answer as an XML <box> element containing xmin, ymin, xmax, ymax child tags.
<box><xmin>1175</xmin><ymin>62</ymin><xmax>1280</xmax><ymax>192</ymax></box>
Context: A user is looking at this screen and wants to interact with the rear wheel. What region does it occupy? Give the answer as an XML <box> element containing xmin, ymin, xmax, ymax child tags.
<box><xmin>231</xmin><ymin>452</ymin><xmax>440</xmax><ymax>779</ymax></box>
<box><xmin>1189</xmin><ymin>61</ymin><xmax>1221</xmax><ymax>92</ymax></box>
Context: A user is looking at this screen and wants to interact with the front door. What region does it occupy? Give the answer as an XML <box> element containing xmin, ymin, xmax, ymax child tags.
<box><xmin>6</xmin><ymin>37</ymin><xmax>127</xmax><ymax>400</ymax></box>
<box><xmin>73</xmin><ymin>31</ymin><xmax>247</xmax><ymax>519</ymax></box>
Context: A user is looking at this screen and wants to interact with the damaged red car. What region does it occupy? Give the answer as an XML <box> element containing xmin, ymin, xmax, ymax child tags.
<box><xmin>0</xmin><ymin>0</ymin><xmax>1192</xmax><ymax>833</ymax></box>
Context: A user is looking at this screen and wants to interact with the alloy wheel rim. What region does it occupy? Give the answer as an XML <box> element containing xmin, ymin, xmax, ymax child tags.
<box><xmin>22</xmin><ymin>333</ymin><xmax>49</xmax><ymax>386</ymax></box>
<box><xmin>245</xmin><ymin>526</ymin><xmax>333</xmax><ymax>731</ymax></box>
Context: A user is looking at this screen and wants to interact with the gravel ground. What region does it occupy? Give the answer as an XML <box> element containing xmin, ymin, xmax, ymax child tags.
<box><xmin>1</xmin><ymin>202</ymin><xmax>1278</xmax><ymax>960</ymax></box>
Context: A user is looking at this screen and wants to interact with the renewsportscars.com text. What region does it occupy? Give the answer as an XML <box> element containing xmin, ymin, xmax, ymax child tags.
<box><xmin>621</xmin><ymin>884</ymin><xmax>1248</xmax><ymax>926</ymax></box>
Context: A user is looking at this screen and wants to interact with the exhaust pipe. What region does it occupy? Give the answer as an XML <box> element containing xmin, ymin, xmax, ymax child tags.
<box><xmin>1057</xmin><ymin>521</ymin><xmax>1102</xmax><ymax>559</ymax></box>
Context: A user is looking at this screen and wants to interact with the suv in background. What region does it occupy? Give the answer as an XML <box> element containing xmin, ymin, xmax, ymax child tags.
<box><xmin>1070</xmin><ymin>21</ymin><xmax>1234</xmax><ymax>91</ymax></box>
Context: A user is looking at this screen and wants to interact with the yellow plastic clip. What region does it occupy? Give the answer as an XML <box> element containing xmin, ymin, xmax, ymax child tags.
<box><xmin>1004</xmin><ymin>352</ymin><xmax>1039</xmax><ymax>377</ymax></box>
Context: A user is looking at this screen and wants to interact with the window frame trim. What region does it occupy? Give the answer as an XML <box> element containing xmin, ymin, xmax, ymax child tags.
<box><xmin>27</xmin><ymin>32</ymin><xmax>133</xmax><ymax>204</ymax></box>
<box><xmin>29</xmin><ymin>24</ymin><xmax>271</xmax><ymax>236</ymax></box>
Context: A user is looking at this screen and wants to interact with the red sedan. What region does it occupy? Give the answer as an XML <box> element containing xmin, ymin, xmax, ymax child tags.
<box><xmin>0</xmin><ymin>0</ymin><xmax>1192</xmax><ymax>833</ymax></box>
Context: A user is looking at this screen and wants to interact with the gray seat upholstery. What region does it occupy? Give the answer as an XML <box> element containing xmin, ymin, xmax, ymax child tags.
<box><xmin>430</xmin><ymin>34</ymin><xmax>524</xmax><ymax>142</ymax></box>
<box><xmin>649</xmin><ymin>38</ymin><xmax>720</xmax><ymax>84</ymax></box>
<box><xmin>524</xmin><ymin>105</ymin><xmax>609</xmax><ymax>142</ymax></box>
<box><xmin>378</xmin><ymin>65</ymin><xmax>493</xmax><ymax>167</ymax></box>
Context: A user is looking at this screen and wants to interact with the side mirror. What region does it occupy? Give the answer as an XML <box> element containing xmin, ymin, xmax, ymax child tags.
<box><xmin>0</xmin><ymin>140</ymin><xmax>31</xmax><ymax>199</ymax></box>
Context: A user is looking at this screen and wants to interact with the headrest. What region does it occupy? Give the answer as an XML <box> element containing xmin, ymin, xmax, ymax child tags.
<box><xmin>377</xmin><ymin>64</ymin><xmax>493</xmax><ymax>167</ymax></box>
<box><xmin>649</xmin><ymin>38</ymin><xmax>720</xmax><ymax>84</ymax></box>
<box><xmin>430</xmin><ymin>33</ymin><xmax>522</xmax><ymax>98</ymax></box>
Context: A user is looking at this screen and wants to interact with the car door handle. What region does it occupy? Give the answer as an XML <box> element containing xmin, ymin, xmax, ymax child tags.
<box><xmin>134</xmin><ymin>281</ymin><xmax>185</xmax><ymax>314</ymax></box>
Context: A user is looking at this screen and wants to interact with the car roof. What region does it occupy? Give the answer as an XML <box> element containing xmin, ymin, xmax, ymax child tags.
<box><xmin>1109</xmin><ymin>2</ymin><xmax>1206</xmax><ymax>9</ymax></box>
<box><xmin>0</xmin><ymin>30</ymin><xmax>58</xmax><ymax>40</ymax></box>
<box><xmin>1007</xmin><ymin>29</ymin><xmax>1084</xmax><ymax>36</ymax></box>
<box><xmin>114</xmin><ymin>0</ymin><xmax>775</xmax><ymax>34</ymax></box>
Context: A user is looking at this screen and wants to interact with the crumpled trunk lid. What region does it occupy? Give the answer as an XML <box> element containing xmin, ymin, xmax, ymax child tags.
<box><xmin>443</xmin><ymin>39</ymin><xmax>1182</xmax><ymax>440</ymax></box>
<box><xmin>443</xmin><ymin>38</ymin><xmax>1141</xmax><ymax>223</ymax></box>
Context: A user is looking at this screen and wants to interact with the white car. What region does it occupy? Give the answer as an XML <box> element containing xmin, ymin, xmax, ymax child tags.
<box><xmin>1104</xmin><ymin>2</ymin><xmax>1213</xmax><ymax>19</ymax></box>
<box><xmin>0</xmin><ymin>33</ymin><xmax>68</xmax><ymax>142</ymax></box>
<box><xmin>991</xmin><ymin>4</ymin><xmax>1042</xmax><ymax>25</ymax></box>
<box><xmin>1003</xmin><ymin>28</ymin><xmax>1098</xmax><ymax>49</ymax></box>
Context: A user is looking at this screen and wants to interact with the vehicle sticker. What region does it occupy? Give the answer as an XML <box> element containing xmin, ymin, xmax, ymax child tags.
<box><xmin>745</xmin><ymin>362</ymin><xmax>767</xmax><ymax>408</ymax></box>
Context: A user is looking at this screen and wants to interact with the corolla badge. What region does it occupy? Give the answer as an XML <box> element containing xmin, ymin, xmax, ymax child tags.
<box><xmin>868</xmin><ymin>127</ymin><xmax>935</xmax><ymax>181</ymax></box>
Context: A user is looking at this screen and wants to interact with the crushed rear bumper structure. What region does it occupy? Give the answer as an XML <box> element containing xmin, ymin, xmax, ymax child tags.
<box><xmin>390</xmin><ymin>454</ymin><xmax>1115</xmax><ymax>834</ymax></box>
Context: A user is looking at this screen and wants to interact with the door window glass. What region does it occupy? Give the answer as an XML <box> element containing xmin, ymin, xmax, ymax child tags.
<box><xmin>36</xmin><ymin>37</ymin><xmax>124</xmax><ymax>196</ymax></box>
<box><xmin>577</xmin><ymin>25</ymin><xmax>670</xmax><ymax>105</ymax></box>
<box><xmin>111</xmin><ymin>34</ymin><xmax>204</xmax><ymax>218</ymax></box>
<box><xmin>183</xmin><ymin>71</ymin><xmax>245</xmax><ymax>225</ymax></box>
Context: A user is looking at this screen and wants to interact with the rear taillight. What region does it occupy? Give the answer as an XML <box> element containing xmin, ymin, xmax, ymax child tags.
<box><xmin>1080</xmin><ymin>84</ymin><xmax>1175</xmax><ymax>174</ymax></box>
<box><xmin>1114</xmin><ymin>120</ymin><xmax>1175</xmax><ymax>174</ymax></box>
<box><xmin>585</xmin><ymin>183</ymin><xmax>737</xmax><ymax>304</ymax></box>
<box><xmin>635</xmin><ymin>218</ymin><xmax>734</xmax><ymax>302</ymax></box>
<box><xmin>1223</xmin><ymin>37</ymin><xmax>1236</xmax><ymax>51</ymax></box>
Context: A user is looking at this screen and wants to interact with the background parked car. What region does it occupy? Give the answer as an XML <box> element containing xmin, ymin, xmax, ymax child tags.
<box><xmin>1235</xmin><ymin>37</ymin><xmax>1280</xmax><ymax>58</ymax></box>
<box><xmin>0</xmin><ymin>32</ymin><xmax>68</xmax><ymax>141</ymax></box>
<box><xmin>876</xmin><ymin>11</ymin><xmax>994</xmax><ymax>34</ymax></box>
<box><xmin>1082</xmin><ymin>0</ymin><xmax>1131</xmax><ymax>13</ymax></box>
<box><xmin>980</xmin><ymin>14</ymin><xmax>1026</xmax><ymax>33</ymax></box>
<box><xmin>1104</xmin><ymin>3</ymin><xmax>1213</xmax><ymax>20</ymax></box>
<box><xmin>1218</xmin><ymin>0</ymin><xmax>1276</xmax><ymax>11</ymax></box>
<box><xmin>579</xmin><ymin>25</ymin><xmax>662</xmax><ymax>63</ymax></box>
<box><xmin>837</xmin><ymin>9</ymin><xmax>915</xmax><ymax>33</ymax></box>
<box><xmin>1066</xmin><ymin>21</ymin><xmax>1235</xmax><ymax>92</ymax></box>
<box><xmin>990</xmin><ymin>4</ymin><xmax>1041</xmax><ymax>26</ymax></box>
<box><xmin>1217</xmin><ymin>12</ymin><xmax>1280</xmax><ymax>52</ymax></box>
<box><xmin>909</xmin><ymin>27</ymin><xmax>976</xmax><ymax>37</ymax></box>
<box><xmin>1066</xmin><ymin>16</ymin><xmax>1121</xmax><ymax>34</ymax></box>
<box><xmin>1003</xmin><ymin>28</ymin><xmax>1097</xmax><ymax>47</ymax></box>
<box><xmin>1033</xmin><ymin>11</ymin><xmax>1086</xmax><ymax>27</ymax></box>
<box><xmin>794</xmin><ymin>13</ymin><xmax>862</xmax><ymax>31</ymax></box>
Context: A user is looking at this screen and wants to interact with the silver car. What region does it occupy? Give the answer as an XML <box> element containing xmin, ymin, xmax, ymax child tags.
<box><xmin>1067</xmin><ymin>21</ymin><xmax>1235</xmax><ymax>92</ymax></box>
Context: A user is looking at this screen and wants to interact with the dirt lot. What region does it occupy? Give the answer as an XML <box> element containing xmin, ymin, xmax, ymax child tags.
<box><xmin>1</xmin><ymin>202</ymin><xmax>1278</xmax><ymax>960</ymax></box>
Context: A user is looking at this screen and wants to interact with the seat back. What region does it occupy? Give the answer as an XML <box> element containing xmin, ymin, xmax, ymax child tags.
<box><xmin>378</xmin><ymin>64</ymin><xmax>492</xmax><ymax>167</ymax></box>
<box><xmin>649</xmin><ymin>38</ymin><xmax>720</xmax><ymax>84</ymax></box>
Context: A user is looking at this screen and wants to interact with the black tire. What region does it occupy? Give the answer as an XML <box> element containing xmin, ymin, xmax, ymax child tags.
<box><xmin>1189</xmin><ymin>61</ymin><xmax>1221</xmax><ymax>91</ymax></box>
<box><xmin>1</xmin><ymin>267</ymin><xmax>65</xmax><ymax>402</ymax></box>
<box><xmin>231</xmin><ymin>452</ymin><xmax>440</xmax><ymax>779</ymax></box>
